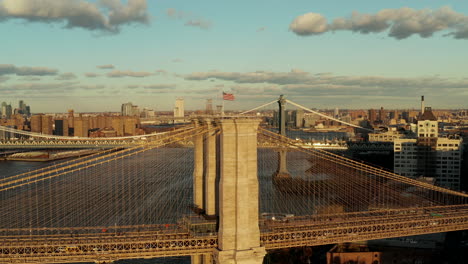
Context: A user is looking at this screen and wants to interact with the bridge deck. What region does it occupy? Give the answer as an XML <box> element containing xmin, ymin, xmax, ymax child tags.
<box><xmin>1</xmin><ymin>205</ymin><xmax>467</xmax><ymax>263</ymax></box>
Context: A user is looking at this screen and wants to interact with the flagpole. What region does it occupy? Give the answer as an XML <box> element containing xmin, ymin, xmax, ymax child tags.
<box><xmin>222</xmin><ymin>93</ymin><xmax>225</xmax><ymax>117</ymax></box>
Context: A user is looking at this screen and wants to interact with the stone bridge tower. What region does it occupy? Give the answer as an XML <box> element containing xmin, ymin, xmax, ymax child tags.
<box><xmin>192</xmin><ymin>118</ymin><xmax>266</xmax><ymax>264</ymax></box>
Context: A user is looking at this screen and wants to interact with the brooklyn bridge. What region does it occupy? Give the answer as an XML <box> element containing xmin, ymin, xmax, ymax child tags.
<box><xmin>0</xmin><ymin>98</ymin><xmax>467</xmax><ymax>264</ymax></box>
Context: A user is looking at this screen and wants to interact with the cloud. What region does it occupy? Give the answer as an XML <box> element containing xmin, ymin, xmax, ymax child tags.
<box><xmin>19</xmin><ymin>76</ymin><xmax>41</xmax><ymax>81</ymax></box>
<box><xmin>172</xmin><ymin>58</ymin><xmax>183</xmax><ymax>63</ymax></box>
<box><xmin>143</xmin><ymin>84</ymin><xmax>176</xmax><ymax>89</ymax></box>
<box><xmin>84</xmin><ymin>72</ymin><xmax>99</xmax><ymax>77</ymax></box>
<box><xmin>185</xmin><ymin>69</ymin><xmax>311</xmax><ymax>85</ymax></box>
<box><xmin>185</xmin><ymin>19</ymin><xmax>212</xmax><ymax>29</ymax></box>
<box><xmin>78</xmin><ymin>84</ymin><xmax>106</xmax><ymax>90</ymax></box>
<box><xmin>185</xmin><ymin>70</ymin><xmax>468</xmax><ymax>89</ymax></box>
<box><xmin>99</xmin><ymin>0</ymin><xmax>149</xmax><ymax>26</ymax></box>
<box><xmin>184</xmin><ymin>70</ymin><xmax>468</xmax><ymax>100</ymax></box>
<box><xmin>290</xmin><ymin>6</ymin><xmax>468</xmax><ymax>39</ymax></box>
<box><xmin>256</xmin><ymin>27</ymin><xmax>267</xmax><ymax>32</ymax></box>
<box><xmin>107</xmin><ymin>70</ymin><xmax>153</xmax><ymax>78</ymax></box>
<box><xmin>55</xmin><ymin>72</ymin><xmax>77</xmax><ymax>80</ymax></box>
<box><xmin>166</xmin><ymin>7</ymin><xmax>212</xmax><ymax>30</ymax></box>
<box><xmin>97</xmin><ymin>64</ymin><xmax>115</xmax><ymax>69</ymax></box>
<box><xmin>179</xmin><ymin>87</ymin><xmax>219</xmax><ymax>94</ymax></box>
<box><xmin>0</xmin><ymin>0</ymin><xmax>149</xmax><ymax>33</ymax></box>
<box><xmin>0</xmin><ymin>82</ymin><xmax>77</xmax><ymax>92</ymax></box>
<box><xmin>289</xmin><ymin>13</ymin><xmax>328</xmax><ymax>35</ymax></box>
<box><xmin>0</xmin><ymin>64</ymin><xmax>58</xmax><ymax>76</ymax></box>
<box><xmin>155</xmin><ymin>69</ymin><xmax>168</xmax><ymax>75</ymax></box>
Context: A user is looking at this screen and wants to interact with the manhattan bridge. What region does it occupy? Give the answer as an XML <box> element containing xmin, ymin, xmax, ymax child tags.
<box><xmin>0</xmin><ymin>97</ymin><xmax>467</xmax><ymax>264</ymax></box>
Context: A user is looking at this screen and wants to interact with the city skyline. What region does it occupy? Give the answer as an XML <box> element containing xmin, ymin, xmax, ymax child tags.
<box><xmin>1</xmin><ymin>0</ymin><xmax>468</xmax><ymax>112</ymax></box>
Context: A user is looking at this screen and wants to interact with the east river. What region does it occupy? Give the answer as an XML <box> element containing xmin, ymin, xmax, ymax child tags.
<box><xmin>0</xmin><ymin>147</ymin><xmax>320</xmax><ymax>264</ymax></box>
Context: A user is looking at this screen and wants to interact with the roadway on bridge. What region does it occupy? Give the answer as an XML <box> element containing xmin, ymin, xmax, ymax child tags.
<box><xmin>1</xmin><ymin>205</ymin><xmax>468</xmax><ymax>263</ymax></box>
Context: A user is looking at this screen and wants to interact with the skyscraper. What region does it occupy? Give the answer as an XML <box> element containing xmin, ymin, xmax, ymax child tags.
<box><xmin>174</xmin><ymin>98</ymin><xmax>184</xmax><ymax>118</ymax></box>
<box><xmin>1</xmin><ymin>102</ymin><xmax>12</xmax><ymax>119</ymax></box>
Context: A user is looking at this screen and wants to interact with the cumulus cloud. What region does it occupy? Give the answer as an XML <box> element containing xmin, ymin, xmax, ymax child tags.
<box><xmin>97</xmin><ymin>64</ymin><xmax>115</xmax><ymax>69</ymax></box>
<box><xmin>289</xmin><ymin>13</ymin><xmax>328</xmax><ymax>35</ymax></box>
<box><xmin>166</xmin><ymin>7</ymin><xmax>212</xmax><ymax>30</ymax></box>
<box><xmin>290</xmin><ymin>6</ymin><xmax>468</xmax><ymax>39</ymax></box>
<box><xmin>107</xmin><ymin>70</ymin><xmax>153</xmax><ymax>78</ymax></box>
<box><xmin>99</xmin><ymin>0</ymin><xmax>149</xmax><ymax>26</ymax></box>
<box><xmin>0</xmin><ymin>64</ymin><xmax>58</xmax><ymax>76</ymax></box>
<box><xmin>0</xmin><ymin>0</ymin><xmax>150</xmax><ymax>33</ymax></box>
<box><xmin>55</xmin><ymin>72</ymin><xmax>77</xmax><ymax>80</ymax></box>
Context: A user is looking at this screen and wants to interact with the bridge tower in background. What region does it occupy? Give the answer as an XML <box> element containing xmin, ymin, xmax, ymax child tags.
<box><xmin>192</xmin><ymin>118</ymin><xmax>266</xmax><ymax>264</ymax></box>
<box><xmin>272</xmin><ymin>95</ymin><xmax>291</xmax><ymax>180</ymax></box>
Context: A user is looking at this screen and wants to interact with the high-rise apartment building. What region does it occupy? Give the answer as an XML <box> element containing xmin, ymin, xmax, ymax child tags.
<box><xmin>41</xmin><ymin>115</ymin><xmax>53</xmax><ymax>135</ymax></box>
<box><xmin>121</xmin><ymin>102</ymin><xmax>139</xmax><ymax>117</ymax></box>
<box><xmin>68</xmin><ymin>109</ymin><xmax>74</xmax><ymax>128</ymax></box>
<box><xmin>97</xmin><ymin>115</ymin><xmax>108</xmax><ymax>129</ymax></box>
<box><xmin>394</xmin><ymin>107</ymin><xmax>463</xmax><ymax>190</ymax></box>
<box><xmin>368</xmin><ymin>109</ymin><xmax>377</xmax><ymax>124</ymax></box>
<box><xmin>124</xmin><ymin>118</ymin><xmax>138</xmax><ymax>136</ymax></box>
<box><xmin>30</xmin><ymin>114</ymin><xmax>43</xmax><ymax>133</ymax></box>
<box><xmin>54</xmin><ymin>119</ymin><xmax>69</xmax><ymax>136</ymax></box>
<box><xmin>378</xmin><ymin>107</ymin><xmax>386</xmax><ymax>123</ymax></box>
<box><xmin>111</xmin><ymin>117</ymin><xmax>124</xmax><ymax>136</ymax></box>
<box><xmin>74</xmin><ymin>117</ymin><xmax>89</xmax><ymax>137</ymax></box>
<box><xmin>174</xmin><ymin>98</ymin><xmax>184</xmax><ymax>118</ymax></box>
<box><xmin>294</xmin><ymin>109</ymin><xmax>304</xmax><ymax>128</ymax></box>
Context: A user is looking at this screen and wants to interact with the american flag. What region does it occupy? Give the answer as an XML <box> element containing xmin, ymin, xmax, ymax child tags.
<box><xmin>223</xmin><ymin>92</ymin><xmax>235</xmax><ymax>101</ymax></box>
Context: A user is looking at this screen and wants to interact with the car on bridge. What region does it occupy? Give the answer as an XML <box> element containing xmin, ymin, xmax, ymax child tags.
<box><xmin>261</xmin><ymin>213</ymin><xmax>294</xmax><ymax>223</ymax></box>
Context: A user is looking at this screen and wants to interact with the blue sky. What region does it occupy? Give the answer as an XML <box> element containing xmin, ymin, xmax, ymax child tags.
<box><xmin>0</xmin><ymin>0</ymin><xmax>467</xmax><ymax>112</ymax></box>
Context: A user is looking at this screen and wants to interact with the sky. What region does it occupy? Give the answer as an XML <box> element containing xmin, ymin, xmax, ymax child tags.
<box><xmin>1</xmin><ymin>0</ymin><xmax>468</xmax><ymax>113</ymax></box>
